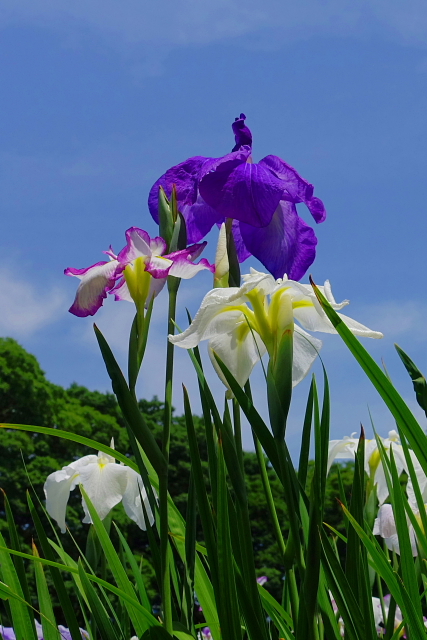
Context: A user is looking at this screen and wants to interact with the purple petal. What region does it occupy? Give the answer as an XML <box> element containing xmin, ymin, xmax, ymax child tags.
<box><xmin>148</xmin><ymin>156</ymin><xmax>211</xmax><ymax>223</ymax></box>
<box><xmin>181</xmin><ymin>194</ymin><xmax>224</xmax><ymax>244</ymax></box>
<box><xmin>199</xmin><ymin>151</ymin><xmax>284</xmax><ymax>228</ymax></box>
<box><xmin>166</xmin><ymin>241</ymin><xmax>208</xmax><ymax>262</ymax></box>
<box><xmin>65</xmin><ymin>260</ymin><xmax>118</xmax><ymax>317</ymax></box>
<box><xmin>259</xmin><ymin>155</ymin><xmax>326</xmax><ymax>223</ymax></box>
<box><xmin>230</xmin><ymin>219</ymin><xmax>251</xmax><ymax>262</ymax></box>
<box><xmin>232</xmin><ymin>113</ymin><xmax>252</xmax><ymax>151</ymax></box>
<box><xmin>239</xmin><ymin>201</ymin><xmax>317</xmax><ymax>280</ymax></box>
<box><xmin>306</xmin><ymin>196</ymin><xmax>326</xmax><ymax>224</ymax></box>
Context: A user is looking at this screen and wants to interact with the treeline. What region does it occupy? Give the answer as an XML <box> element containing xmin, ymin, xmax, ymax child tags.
<box><xmin>0</xmin><ymin>337</ymin><xmax>353</xmax><ymax>603</ymax></box>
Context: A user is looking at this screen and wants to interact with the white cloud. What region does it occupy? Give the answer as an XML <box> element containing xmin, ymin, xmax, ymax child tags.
<box><xmin>1</xmin><ymin>0</ymin><xmax>427</xmax><ymax>59</ymax></box>
<box><xmin>0</xmin><ymin>268</ymin><xmax>66</xmax><ymax>337</ymax></box>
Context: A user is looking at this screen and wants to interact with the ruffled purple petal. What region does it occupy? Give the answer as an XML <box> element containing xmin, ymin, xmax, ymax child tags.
<box><xmin>65</xmin><ymin>260</ymin><xmax>119</xmax><ymax>317</ymax></box>
<box><xmin>181</xmin><ymin>195</ymin><xmax>224</xmax><ymax>244</ymax></box>
<box><xmin>145</xmin><ymin>255</ymin><xmax>172</xmax><ymax>279</ymax></box>
<box><xmin>148</xmin><ymin>156</ymin><xmax>211</xmax><ymax>223</ymax></box>
<box><xmin>239</xmin><ymin>201</ymin><xmax>317</xmax><ymax>280</ymax></box>
<box><xmin>199</xmin><ymin>150</ymin><xmax>284</xmax><ymax>228</ymax></box>
<box><xmin>259</xmin><ymin>155</ymin><xmax>326</xmax><ymax>223</ymax></box>
<box><xmin>232</xmin><ymin>113</ymin><xmax>252</xmax><ymax>151</ymax></box>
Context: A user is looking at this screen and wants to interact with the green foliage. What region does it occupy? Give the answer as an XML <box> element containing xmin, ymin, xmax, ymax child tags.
<box><xmin>0</xmin><ymin>337</ymin><xmax>355</xmax><ymax>630</ymax></box>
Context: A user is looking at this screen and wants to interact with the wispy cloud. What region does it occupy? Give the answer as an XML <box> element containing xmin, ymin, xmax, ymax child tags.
<box><xmin>0</xmin><ymin>267</ymin><xmax>66</xmax><ymax>337</ymax></box>
<box><xmin>2</xmin><ymin>0</ymin><xmax>427</xmax><ymax>60</ymax></box>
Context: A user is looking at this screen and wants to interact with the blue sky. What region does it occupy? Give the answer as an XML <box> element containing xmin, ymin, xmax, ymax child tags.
<box><xmin>1</xmin><ymin>0</ymin><xmax>427</xmax><ymax>456</ymax></box>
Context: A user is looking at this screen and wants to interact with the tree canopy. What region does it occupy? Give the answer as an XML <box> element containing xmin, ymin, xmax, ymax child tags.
<box><xmin>0</xmin><ymin>337</ymin><xmax>353</xmax><ymax>605</ymax></box>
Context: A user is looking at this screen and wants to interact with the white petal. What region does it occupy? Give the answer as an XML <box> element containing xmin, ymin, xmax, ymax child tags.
<box><xmin>79</xmin><ymin>460</ymin><xmax>129</xmax><ymax>523</ymax></box>
<box><xmin>376</xmin><ymin>504</ymin><xmax>396</xmax><ymax>538</ymax></box>
<box><xmin>44</xmin><ymin>469</ymin><xmax>78</xmax><ymax>533</ymax></box>
<box><xmin>208</xmin><ymin>322</ymin><xmax>266</xmax><ymax>391</ymax></box>
<box><xmin>66</xmin><ymin>260</ymin><xmax>119</xmax><ymax>317</ymax></box>
<box><xmin>241</xmin><ymin>269</ymin><xmax>277</xmax><ymax>296</ymax></box>
<box><xmin>122</xmin><ymin>468</ymin><xmax>155</xmax><ymax>530</ymax></box>
<box><xmin>327</xmin><ymin>437</ymin><xmax>358</xmax><ymax>474</ymax></box>
<box><xmin>169</xmin><ymin>287</ymin><xmax>246</xmax><ymax>348</ymax></box>
<box><xmin>374</xmin><ymin>465</ymin><xmax>390</xmax><ymax>505</ymax></box>
<box><xmin>336</xmin><ymin>313</ymin><xmax>383</xmax><ymax>339</ymax></box>
<box><xmin>168</xmin><ymin>257</ymin><xmax>213</xmax><ymax>279</ymax></box>
<box><xmin>292</xmin><ymin>327</ymin><xmax>322</xmax><ymax>387</ymax></box>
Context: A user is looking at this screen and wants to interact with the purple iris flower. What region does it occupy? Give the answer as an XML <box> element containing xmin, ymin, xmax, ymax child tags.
<box><xmin>148</xmin><ymin>114</ymin><xmax>326</xmax><ymax>281</ymax></box>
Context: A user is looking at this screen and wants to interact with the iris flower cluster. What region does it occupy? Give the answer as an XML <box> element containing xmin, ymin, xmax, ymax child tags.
<box><xmin>148</xmin><ymin>114</ymin><xmax>326</xmax><ymax>280</ymax></box>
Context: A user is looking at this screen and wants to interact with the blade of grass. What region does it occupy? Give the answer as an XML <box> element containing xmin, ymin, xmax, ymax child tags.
<box><xmin>32</xmin><ymin>542</ymin><xmax>61</xmax><ymax>640</ymax></box>
<box><xmin>0</xmin><ymin>531</ymin><xmax>37</xmax><ymax>640</ymax></box>
<box><xmin>77</xmin><ymin>559</ymin><xmax>120</xmax><ymax>640</ymax></box>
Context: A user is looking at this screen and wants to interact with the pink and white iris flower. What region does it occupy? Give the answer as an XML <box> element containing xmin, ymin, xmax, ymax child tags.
<box><xmin>65</xmin><ymin>227</ymin><xmax>214</xmax><ymax>317</ymax></box>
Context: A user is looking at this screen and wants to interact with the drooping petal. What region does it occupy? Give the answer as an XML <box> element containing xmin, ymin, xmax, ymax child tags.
<box><xmin>259</xmin><ymin>155</ymin><xmax>327</xmax><ymax>223</ymax></box>
<box><xmin>373</xmin><ymin>504</ymin><xmax>418</xmax><ymax>556</ymax></box>
<box><xmin>327</xmin><ymin>434</ymin><xmax>359</xmax><ymax>473</ymax></box>
<box><xmin>232</xmin><ymin>113</ymin><xmax>252</xmax><ymax>151</ymax></box>
<box><xmin>148</xmin><ymin>156</ymin><xmax>211</xmax><ymax>223</ymax></box>
<box><xmin>230</xmin><ymin>219</ymin><xmax>252</xmax><ymax>263</ymax></box>
<box><xmin>335</xmin><ymin>313</ymin><xmax>384</xmax><ymax>339</ymax></box>
<box><xmin>44</xmin><ymin>455</ymin><xmax>98</xmax><ymax>533</ymax></box>
<box><xmin>79</xmin><ymin>456</ymin><xmax>129</xmax><ymax>523</ymax></box>
<box><xmin>181</xmin><ymin>194</ymin><xmax>224</xmax><ymax>244</ymax></box>
<box><xmin>239</xmin><ymin>201</ymin><xmax>317</xmax><ymax>280</ymax></box>
<box><xmin>289</xmin><ymin>281</ymin><xmax>383</xmax><ymax>339</ymax></box>
<box><xmin>122</xmin><ymin>467</ymin><xmax>155</xmax><ymax>530</ymax></box>
<box><xmin>292</xmin><ymin>327</ymin><xmax>322</xmax><ymax>386</ymax></box>
<box><xmin>44</xmin><ymin>468</ymin><xmax>79</xmax><ymax>534</ymax></box>
<box><xmin>169</xmin><ymin>287</ymin><xmax>247</xmax><ymax>348</ymax></box>
<box><xmin>208</xmin><ymin>320</ymin><xmax>266</xmax><ymax>390</ymax></box>
<box><xmin>199</xmin><ymin>149</ymin><xmax>284</xmax><ymax>227</ymax></box>
<box><xmin>65</xmin><ymin>260</ymin><xmax>119</xmax><ymax>317</ymax></box>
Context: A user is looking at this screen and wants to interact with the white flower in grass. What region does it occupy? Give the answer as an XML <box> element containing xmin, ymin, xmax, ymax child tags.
<box><xmin>373</xmin><ymin>503</ymin><xmax>420</xmax><ymax>556</ymax></box>
<box><xmin>44</xmin><ymin>441</ymin><xmax>154</xmax><ymax>533</ymax></box>
<box><xmin>169</xmin><ymin>268</ymin><xmax>382</xmax><ymax>392</ymax></box>
<box><xmin>327</xmin><ymin>431</ymin><xmax>415</xmax><ymax>505</ymax></box>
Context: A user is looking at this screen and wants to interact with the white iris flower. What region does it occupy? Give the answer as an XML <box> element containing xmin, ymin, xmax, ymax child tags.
<box><xmin>44</xmin><ymin>443</ymin><xmax>154</xmax><ymax>533</ymax></box>
<box><xmin>169</xmin><ymin>268</ymin><xmax>382</xmax><ymax>391</ymax></box>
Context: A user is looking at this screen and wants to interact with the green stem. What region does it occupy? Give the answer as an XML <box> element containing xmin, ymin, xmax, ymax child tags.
<box><xmin>160</xmin><ymin>278</ymin><xmax>179</xmax><ymax>635</ymax></box>
<box><xmin>232</xmin><ymin>398</ymin><xmax>244</xmax><ymax>473</ymax></box>
<box><xmin>254</xmin><ymin>435</ymin><xmax>287</xmax><ymax>560</ymax></box>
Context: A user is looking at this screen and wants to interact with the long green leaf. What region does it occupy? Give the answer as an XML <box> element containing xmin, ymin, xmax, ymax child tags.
<box><xmin>32</xmin><ymin>543</ymin><xmax>61</xmax><ymax>640</ymax></box>
<box><xmin>93</xmin><ymin>324</ymin><xmax>166</xmax><ymax>477</ymax></box>
<box><xmin>395</xmin><ymin>344</ymin><xmax>427</xmax><ymax>416</ymax></box>
<box><xmin>79</xmin><ymin>486</ymin><xmax>156</xmax><ymax>637</ymax></box>
<box><xmin>0</xmin><ymin>531</ymin><xmax>37</xmax><ymax>640</ymax></box>
<box><xmin>342</xmin><ymin>506</ymin><xmax>427</xmax><ymax>638</ymax></box>
<box><xmin>310</xmin><ymin>280</ymin><xmax>427</xmax><ymax>477</ymax></box>
<box><xmin>77</xmin><ymin>559</ymin><xmax>120</xmax><ymax>640</ymax></box>
<box><xmin>27</xmin><ymin>492</ymin><xmax>84</xmax><ymax>640</ymax></box>
<box><xmin>216</xmin><ymin>440</ymin><xmax>241</xmax><ymax>640</ymax></box>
